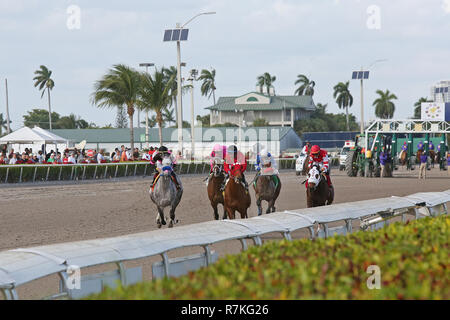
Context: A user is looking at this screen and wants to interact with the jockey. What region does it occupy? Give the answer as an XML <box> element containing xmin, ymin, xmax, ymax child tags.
<box><xmin>429</xmin><ymin>141</ymin><xmax>435</xmax><ymax>151</ymax></box>
<box><xmin>401</xmin><ymin>141</ymin><xmax>408</xmax><ymax>152</ymax></box>
<box><xmin>151</xmin><ymin>146</ymin><xmax>181</xmax><ymax>190</ymax></box>
<box><xmin>210</xmin><ymin>144</ymin><xmax>227</xmax><ymax>172</ymax></box>
<box><xmin>417</xmin><ymin>141</ymin><xmax>424</xmax><ymax>151</ymax></box>
<box><xmin>254</xmin><ymin>149</ymin><xmax>280</xmax><ymax>186</ymax></box>
<box><xmin>223</xmin><ymin>145</ymin><xmax>248</xmax><ymax>190</ymax></box>
<box><xmin>308</xmin><ymin>145</ymin><xmax>332</xmax><ymax>187</ymax></box>
<box><xmin>301</xmin><ymin>141</ymin><xmax>311</xmax><ymax>155</ymax></box>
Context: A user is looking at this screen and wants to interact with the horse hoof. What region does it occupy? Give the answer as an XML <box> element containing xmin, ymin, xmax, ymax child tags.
<box><xmin>157</xmin><ymin>222</ymin><xmax>162</xmax><ymax>228</ymax></box>
<box><xmin>176</xmin><ymin>219</ymin><xmax>179</xmax><ymax>224</ymax></box>
<box><xmin>169</xmin><ymin>221</ymin><xmax>173</xmax><ymax>228</ymax></box>
<box><xmin>161</xmin><ymin>220</ymin><xmax>166</xmax><ymax>225</ymax></box>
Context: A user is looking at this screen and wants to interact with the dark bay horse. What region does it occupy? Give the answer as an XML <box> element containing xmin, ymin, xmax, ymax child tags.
<box><xmin>207</xmin><ymin>159</ymin><xmax>225</xmax><ymax>220</ymax></box>
<box><xmin>253</xmin><ymin>168</ymin><xmax>281</xmax><ymax>216</ymax></box>
<box><xmin>223</xmin><ymin>166</ymin><xmax>251</xmax><ymax>219</ymax></box>
<box><xmin>429</xmin><ymin>150</ymin><xmax>436</xmax><ymax>168</ymax></box>
<box><xmin>305</xmin><ymin>166</ymin><xmax>334</xmax><ymax>208</ymax></box>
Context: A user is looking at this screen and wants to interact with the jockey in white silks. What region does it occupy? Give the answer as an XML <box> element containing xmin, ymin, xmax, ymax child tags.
<box><xmin>254</xmin><ymin>149</ymin><xmax>280</xmax><ymax>187</ymax></box>
<box><xmin>151</xmin><ymin>146</ymin><xmax>181</xmax><ymax>190</ymax></box>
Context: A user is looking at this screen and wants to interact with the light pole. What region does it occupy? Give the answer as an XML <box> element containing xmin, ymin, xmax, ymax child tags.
<box><xmin>5</xmin><ymin>79</ymin><xmax>11</xmax><ymax>134</ymax></box>
<box><xmin>188</xmin><ymin>69</ymin><xmax>198</xmax><ymax>160</ymax></box>
<box><xmin>164</xmin><ymin>11</ymin><xmax>216</xmax><ymax>157</ymax></box>
<box><xmin>139</xmin><ymin>63</ymin><xmax>155</xmax><ymax>149</ymax></box>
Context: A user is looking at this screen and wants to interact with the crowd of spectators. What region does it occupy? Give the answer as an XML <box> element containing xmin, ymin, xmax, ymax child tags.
<box><xmin>0</xmin><ymin>145</ymin><xmax>164</xmax><ymax>165</ymax></box>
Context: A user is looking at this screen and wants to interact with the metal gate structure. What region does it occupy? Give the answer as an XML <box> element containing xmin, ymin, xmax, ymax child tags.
<box><xmin>0</xmin><ymin>189</ymin><xmax>449</xmax><ymax>300</ymax></box>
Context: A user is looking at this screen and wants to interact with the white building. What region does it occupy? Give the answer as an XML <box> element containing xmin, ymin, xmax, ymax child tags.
<box><xmin>430</xmin><ymin>80</ymin><xmax>450</xmax><ymax>103</ymax></box>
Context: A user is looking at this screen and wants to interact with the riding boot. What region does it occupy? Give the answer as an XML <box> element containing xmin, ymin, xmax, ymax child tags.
<box><xmin>171</xmin><ymin>172</ymin><xmax>181</xmax><ymax>190</ymax></box>
<box><xmin>220</xmin><ymin>173</ymin><xmax>229</xmax><ymax>191</ymax></box>
<box><xmin>242</xmin><ymin>174</ymin><xmax>249</xmax><ymax>190</ymax></box>
<box><xmin>151</xmin><ymin>172</ymin><xmax>159</xmax><ymax>187</ymax></box>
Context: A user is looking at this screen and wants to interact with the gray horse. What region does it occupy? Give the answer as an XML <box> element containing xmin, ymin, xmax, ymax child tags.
<box><xmin>149</xmin><ymin>167</ymin><xmax>183</xmax><ymax>228</ymax></box>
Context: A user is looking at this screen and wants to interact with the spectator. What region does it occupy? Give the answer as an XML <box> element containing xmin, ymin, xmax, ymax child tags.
<box><xmin>37</xmin><ymin>151</ymin><xmax>44</xmax><ymax>163</ymax></box>
<box><xmin>126</xmin><ymin>148</ymin><xmax>132</xmax><ymax>161</ymax></box>
<box><xmin>47</xmin><ymin>153</ymin><xmax>55</xmax><ymax>163</ymax></box>
<box><xmin>120</xmin><ymin>145</ymin><xmax>128</xmax><ymax>162</ymax></box>
<box><xmin>0</xmin><ymin>153</ymin><xmax>5</xmax><ymax>164</ymax></box>
<box><xmin>133</xmin><ymin>148</ymin><xmax>140</xmax><ymax>160</ymax></box>
<box><xmin>97</xmin><ymin>150</ymin><xmax>106</xmax><ymax>163</ymax></box>
<box><xmin>418</xmin><ymin>152</ymin><xmax>427</xmax><ymax>179</ymax></box>
<box><xmin>9</xmin><ymin>153</ymin><xmax>17</xmax><ymax>165</ymax></box>
<box><xmin>68</xmin><ymin>152</ymin><xmax>77</xmax><ymax>164</ymax></box>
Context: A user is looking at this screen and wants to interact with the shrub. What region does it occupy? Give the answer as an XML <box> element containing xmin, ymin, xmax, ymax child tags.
<box><xmin>89</xmin><ymin>216</ymin><xmax>450</xmax><ymax>300</ymax></box>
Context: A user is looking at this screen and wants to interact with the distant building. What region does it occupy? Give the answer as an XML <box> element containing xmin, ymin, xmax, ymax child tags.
<box><xmin>51</xmin><ymin>126</ymin><xmax>302</xmax><ymax>159</ymax></box>
<box><xmin>430</xmin><ymin>80</ymin><xmax>450</xmax><ymax>103</ymax></box>
<box><xmin>206</xmin><ymin>91</ymin><xmax>316</xmax><ymax>127</ymax></box>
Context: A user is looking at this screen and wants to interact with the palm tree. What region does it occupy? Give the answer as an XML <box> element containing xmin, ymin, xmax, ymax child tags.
<box><xmin>414</xmin><ymin>97</ymin><xmax>430</xmax><ymax>119</ymax></box>
<box><xmin>137</xmin><ymin>69</ymin><xmax>175</xmax><ymax>145</ymax></box>
<box><xmin>33</xmin><ymin>65</ymin><xmax>55</xmax><ymax>129</ymax></box>
<box><xmin>256</xmin><ymin>72</ymin><xmax>276</xmax><ymax>95</ymax></box>
<box><xmin>294</xmin><ymin>74</ymin><xmax>315</xmax><ymax>96</ymax></box>
<box><xmin>162</xmin><ymin>66</ymin><xmax>179</xmax><ymax>108</ymax></box>
<box><xmin>333</xmin><ymin>81</ymin><xmax>353</xmax><ymax>131</ymax></box>
<box><xmin>163</xmin><ymin>107</ymin><xmax>175</xmax><ymax>126</ymax></box>
<box><xmin>198</xmin><ymin>69</ymin><xmax>217</xmax><ymax>104</ymax></box>
<box><xmin>315</xmin><ymin>103</ymin><xmax>328</xmax><ymax>115</ymax></box>
<box><xmin>0</xmin><ymin>113</ymin><xmax>10</xmax><ymax>136</ymax></box>
<box><xmin>373</xmin><ymin>89</ymin><xmax>398</xmax><ymax>119</ymax></box>
<box><xmin>91</xmin><ymin>64</ymin><xmax>140</xmax><ymax>150</ymax></box>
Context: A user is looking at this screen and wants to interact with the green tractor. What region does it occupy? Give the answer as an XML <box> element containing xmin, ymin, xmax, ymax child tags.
<box><xmin>345</xmin><ymin>133</ymin><xmax>393</xmax><ymax>177</ymax></box>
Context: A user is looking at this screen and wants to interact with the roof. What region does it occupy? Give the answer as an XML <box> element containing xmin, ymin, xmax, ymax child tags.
<box><xmin>206</xmin><ymin>92</ymin><xmax>316</xmax><ymax>112</ymax></box>
<box><xmin>51</xmin><ymin>127</ymin><xmax>296</xmax><ymax>144</ymax></box>
<box><xmin>0</xmin><ymin>126</ymin><xmax>67</xmax><ymax>144</ymax></box>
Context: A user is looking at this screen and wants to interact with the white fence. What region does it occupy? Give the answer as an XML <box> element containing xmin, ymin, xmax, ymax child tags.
<box><xmin>0</xmin><ymin>189</ymin><xmax>449</xmax><ymax>300</ymax></box>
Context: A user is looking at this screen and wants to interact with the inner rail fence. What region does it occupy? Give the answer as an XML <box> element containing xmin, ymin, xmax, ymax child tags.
<box><xmin>0</xmin><ymin>189</ymin><xmax>448</xmax><ymax>300</ymax></box>
<box><xmin>0</xmin><ymin>159</ymin><xmax>300</xmax><ymax>184</ymax></box>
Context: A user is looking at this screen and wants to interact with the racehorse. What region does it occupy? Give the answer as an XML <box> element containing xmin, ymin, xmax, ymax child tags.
<box><xmin>305</xmin><ymin>165</ymin><xmax>334</xmax><ymax>208</ymax></box>
<box><xmin>429</xmin><ymin>150</ymin><xmax>436</xmax><ymax>168</ymax></box>
<box><xmin>253</xmin><ymin>167</ymin><xmax>282</xmax><ymax>216</ymax></box>
<box><xmin>416</xmin><ymin>149</ymin><xmax>423</xmax><ymax>164</ymax></box>
<box><xmin>149</xmin><ymin>158</ymin><xmax>183</xmax><ymax>228</ymax></box>
<box><xmin>301</xmin><ymin>154</ymin><xmax>310</xmax><ymax>175</ymax></box>
<box><xmin>207</xmin><ymin>159</ymin><xmax>225</xmax><ymax>220</ymax></box>
<box><xmin>223</xmin><ymin>166</ymin><xmax>251</xmax><ymax>219</ymax></box>
<box><xmin>399</xmin><ymin>150</ymin><xmax>408</xmax><ymax>167</ymax></box>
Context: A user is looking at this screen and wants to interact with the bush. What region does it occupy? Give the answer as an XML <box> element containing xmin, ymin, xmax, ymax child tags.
<box><xmin>89</xmin><ymin>216</ymin><xmax>450</xmax><ymax>300</ymax></box>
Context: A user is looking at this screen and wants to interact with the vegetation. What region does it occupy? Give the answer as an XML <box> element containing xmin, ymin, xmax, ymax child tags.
<box><xmin>23</xmin><ymin>109</ymin><xmax>93</xmax><ymax>129</ymax></box>
<box><xmin>294</xmin><ymin>103</ymin><xmax>358</xmax><ymax>135</ymax></box>
<box><xmin>89</xmin><ymin>215</ymin><xmax>450</xmax><ymax>300</ymax></box>
<box><xmin>256</xmin><ymin>72</ymin><xmax>276</xmax><ymax>95</ymax></box>
<box><xmin>198</xmin><ymin>69</ymin><xmax>217</xmax><ymax>105</ymax></box>
<box><xmin>333</xmin><ymin>81</ymin><xmax>353</xmax><ymax>131</ymax></box>
<box><xmin>373</xmin><ymin>89</ymin><xmax>397</xmax><ymax>119</ymax></box>
<box><xmin>252</xmin><ymin>118</ymin><xmax>270</xmax><ymax>127</ymax></box>
<box><xmin>33</xmin><ymin>65</ymin><xmax>55</xmax><ymax>130</ymax></box>
<box><xmin>0</xmin><ymin>113</ymin><xmax>11</xmax><ymax>136</ymax></box>
<box><xmin>294</xmin><ymin>74</ymin><xmax>315</xmax><ymax>96</ymax></box>
<box><xmin>91</xmin><ymin>64</ymin><xmax>141</xmax><ymax>150</ymax></box>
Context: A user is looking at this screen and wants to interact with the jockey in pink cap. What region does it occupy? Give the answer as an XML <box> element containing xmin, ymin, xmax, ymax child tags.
<box><xmin>210</xmin><ymin>144</ymin><xmax>227</xmax><ymax>172</ymax></box>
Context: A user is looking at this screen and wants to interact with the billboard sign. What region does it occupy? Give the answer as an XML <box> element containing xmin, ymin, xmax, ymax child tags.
<box><xmin>421</xmin><ymin>102</ymin><xmax>445</xmax><ymax>121</ymax></box>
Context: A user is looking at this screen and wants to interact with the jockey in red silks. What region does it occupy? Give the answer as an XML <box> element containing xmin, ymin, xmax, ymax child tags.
<box><xmin>223</xmin><ymin>145</ymin><xmax>248</xmax><ymax>190</ymax></box>
<box><xmin>210</xmin><ymin>144</ymin><xmax>227</xmax><ymax>172</ymax></box>
<box><xmin>307</xmin><ymin>145</ymin><xmax>332</xmax><ymax>188</ymax></box>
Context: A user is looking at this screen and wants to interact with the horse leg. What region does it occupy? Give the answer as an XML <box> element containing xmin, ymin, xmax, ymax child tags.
<box><xmin>226</xmin><ymin>206</ymin><xmax>236</xmax><ymax>220</ymax></box>
<box><xmin>156</xmin><ymin>206</ymin><xmax>166</xmax><ymax>228</ymax></box>
<box><xmin>256</xmin><ymin>197</ymin><xmax>262</xmax><ymax>216</ymax></box>
<box><xmin>222</xmin><ymin>204</ymin><xmax>227</xmax><ymax>220</ymax></box>
<box><xmin>306</xmin><ymin>190</ymin><xmax>313</xmax><ymax>208</ymax></box>
<box><xmin>168</xmin><ymin>206</ymin><xmax>178</xmax><ymax>228</ymax></box>
<box><xmin>267</xmin><ymin>199</ymin><xmax>276</xmax><ymax>213</ymax></box>
<box><xmin>212</xmin><ymin>202</ymin><xmax>219</xmax><ymax>220</ymax></box>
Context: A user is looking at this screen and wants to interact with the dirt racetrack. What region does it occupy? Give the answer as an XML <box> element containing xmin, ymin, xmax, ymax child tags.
<box><xmin>0</xmin><ymin>167</ymin><xmax>448</xmax><ymax>299</ymax></box>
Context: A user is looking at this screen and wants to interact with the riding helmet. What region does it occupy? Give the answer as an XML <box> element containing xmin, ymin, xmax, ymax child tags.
<box><xmin>310</xmin><ymin>145</ymin><xmax>320</xmax><ymax>155</ymax></box>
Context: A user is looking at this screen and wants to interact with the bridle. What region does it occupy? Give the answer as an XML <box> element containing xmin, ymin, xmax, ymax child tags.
<box><xmin>307</xmin><ymin>165</ymin><xmax>323</xmax><ymax>191</ymax></box>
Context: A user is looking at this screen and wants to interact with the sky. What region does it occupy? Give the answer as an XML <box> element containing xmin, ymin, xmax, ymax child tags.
<box><xmin>0</xmin><ymin>0</ymin><xmax>449</xmax><ymax>130</ymax></box>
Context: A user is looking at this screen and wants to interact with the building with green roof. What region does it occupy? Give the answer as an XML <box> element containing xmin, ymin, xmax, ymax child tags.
<box><xmin>206</xmin><ymin>91</ymin><xmax>316</xmax><ymax>127</ymax></box>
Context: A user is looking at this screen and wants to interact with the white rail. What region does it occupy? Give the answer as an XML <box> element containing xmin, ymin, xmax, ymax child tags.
<box><xmin>0</xmin><ymin>189</ymin><xmax>449</xmax><ymax>300</ymax></box>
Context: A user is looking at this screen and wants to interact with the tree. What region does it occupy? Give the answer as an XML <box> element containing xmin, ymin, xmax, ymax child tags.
<box><xmin>294</xmin><ymin>74</ymin><xmax>315</xmax><ymax>96</ymax></box>
<box><xmin>163</xmin><ymin>107</ymin><xmax>175</xmax><ymax>126</ymax></box>
<box><xmin>137</xmin><ymin>69</ymin><xmax>174</xmax><ymax>145</ymax></box>
<box><xmin>23</xmin><ymin>109</ymin><xmax>60</xmax><ymax>129</ymax></box>
<box><xmin>414</xmin><ymin>97</ymin><xmax>430</xmax><ymax>119</ymax></box>
<box><xmin>92</xmin><ymin>64</ymin><xmax>141</xmax><ymax>150</ymax></box>
<box><xmin>56</xmin><ymin>114</ymin><xmax>90</xmax><ymax>129</ymax></box>
<box><xmin>33</xmin><ymin>65</ymin><xmax>55</xmax><ymax>129</ymax></box>
<box><xmin>196</xmin><ymin>114</ymin><xmax>210</xmax><ymax>127</ymax></box>
<box><xmin>0</xmin><ymin>113</ymin><xmax>11</xmax><ymax>136</ymax></box>
<box><xmin>333</xmin><ymin>81</ymin><xmax>353</xmax><ymax>131</ymax></box>
<box><xmin>198</xmin><ymin>69</ymin><xmax>217</xmax><ymax>105</ymax></box>
<box><xmin>115</xmin><ymin>106</ymin><xmax>128</xmax><ymax>128</ymax></box>
<box><xmin>252</xmin><ymin>118</ymin><xmax>270</xmax><ymax>127</ymax></box>
<box><xmin>315</xmin><ymin>103</ymin><xmax>328</xmax><ymax>115</ymax></box>
<box><xmin>256</xmin><ymin>72</ymin><xmax>276</xmax><ymax>95</ymax></box>
<box><xmin>373</xmin><ymin>89</ymin><xmax>397</xmax><ymax>119</ymax></box>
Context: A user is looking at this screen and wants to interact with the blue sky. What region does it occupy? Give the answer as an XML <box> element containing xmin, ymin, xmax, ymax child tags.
<box><xmin>1</xmin><ymin>0</ymin><xmax>449</xmax><ymax>129</ymax></box>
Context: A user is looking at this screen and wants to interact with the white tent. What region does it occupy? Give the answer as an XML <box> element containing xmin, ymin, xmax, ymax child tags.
<box><xmin>0</xmin><ymin>126</ymin><xmax>68</xmax><ymax>153</ymax></box>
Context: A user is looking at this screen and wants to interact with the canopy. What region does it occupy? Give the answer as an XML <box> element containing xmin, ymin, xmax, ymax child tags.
<box><xmin>0</xmin><ymin>126</ymin><xmax>67</xmax><ymax>144</ymax></box>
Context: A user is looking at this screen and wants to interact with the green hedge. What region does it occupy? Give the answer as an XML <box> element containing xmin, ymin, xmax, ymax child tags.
<box><xmin>89</xmin><ymin>215</ymin><xmax>449</xmax><ymax>300</ymax></box>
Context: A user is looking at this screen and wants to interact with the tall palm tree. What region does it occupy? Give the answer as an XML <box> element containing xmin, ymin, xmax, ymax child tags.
<box><xmin>33</xmin><ymin>65</ymin><xmax>55</xmax><ymax>129</ymax></box>
<box><xmin>91</xmin><ymin>64</ymin><xmax>140</xmax><ymax>150</ymax></box>
<box><xmin>256</xmin><ymin>72</ymin><xmax>276</xmax><ymax>95</ymax></box>
<box><xmin>294</xmin><ymin>74</ymin><xmax>315</xmax><ymax>96</ymax></box>
<box><xmin>414</xmin><ymin>97</ymin><xmax>430</xmax><ymax>119</ymax></box>
<box><xmin>198</xmin><ymin>69</ymin><xmax>217</xmax><ymax>104</ymax></box>
<box><xmin>163</xmin><ymin>107</ymin><xmax>175</xmax><ymax>126</ymax></box>
<box><xmin>162</xmin><ymin>66</ymin><xmax>179</xmax><ymax>108</ymax></box>
<box><xmin>315</xmin><ymin>103</ymin><xmax>328</xmax><ymax>115</ymax></box>
<box><xmin>333</xmin><ymin>81</ymin><xmax>353</xmax><ymax>131</ymax></box>
<box><xmin>137</xmin><ymin>69</ymin><xmax>175</xmax><ymax>145</ymax></box>
<box><xmin>373</xmin><ymin>89</ymin><xmax>398</xmax><ymax>119</ymax></box>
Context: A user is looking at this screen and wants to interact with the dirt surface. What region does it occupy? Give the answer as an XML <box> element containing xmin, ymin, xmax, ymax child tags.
<box><xmin>0</xmin><ymin>167</ymin><xmax>448</xmax><ymax>299</ymax></box>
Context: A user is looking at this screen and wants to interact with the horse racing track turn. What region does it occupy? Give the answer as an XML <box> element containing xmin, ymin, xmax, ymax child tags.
<box><xmin>0</xmin><ymin>168</ymin><xmax>448</xmax><ymax>298</ymax></box>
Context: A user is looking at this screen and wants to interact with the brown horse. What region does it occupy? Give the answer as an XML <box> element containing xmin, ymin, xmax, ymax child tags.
<box><xmin>207</xmin><ymin>160</ymin><xmax>225</xmax><ymax>220</ymax></box>
<box><xmin>399</xmin><ymin>150</ymin><xmax>408</xmax><ymax>167</ymax></box>
<box><xmin>416</xmin><ymin>149</ymin><xmax>424</xmax><ymax>164</ymax></box>
<box><xmin>223</xmin><ymin>166</ymin><xmax>251</xmax><ymax>219</ymax></box>
<box><xmin>429</xmin><ymin>150</ymin><xmax>436</xmax><ymax>168</ymax></box>
<box><xmin>305</xmin><ymin>166</ymin><xmax>334</xmax><ymax>208</ymax></box>
<box><xmin>253</xmin><ymin>168</ymin><xmax>281</xmax><ymax>216</ymax></box>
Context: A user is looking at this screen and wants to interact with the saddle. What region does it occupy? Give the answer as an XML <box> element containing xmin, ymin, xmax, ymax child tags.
<box><xmin>151</xmin><ymin>173</ymin><xmax>179</xmax><ymax>192</ymax></box>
